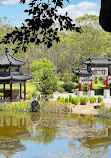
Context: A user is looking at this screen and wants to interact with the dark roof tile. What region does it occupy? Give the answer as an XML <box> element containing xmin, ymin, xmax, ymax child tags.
<box><xmin>0</xmin><ymin>47</ymin><xmax>26</xmax><ymax>66</ymax></box>
<box><xmin>84</xmin><ymin>56</ymin><xmax>111</xmax><ymax>65</ymax></box>
<box><xmin>73</xmin><ymin>68</ymin><xmax>92</xmax><ymax>76</ymax></box>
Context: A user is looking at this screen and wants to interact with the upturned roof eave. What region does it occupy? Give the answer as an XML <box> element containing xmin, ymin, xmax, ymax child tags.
<box><xmin>73</xmin><ymin>69</ymin><xmax>93</xmax><ymax>76</ymax></box>
<box><xmin>0</xmin><ymin>52</ymin><xmax>26</xmax><ymax>67</ymax></box>
<box><xmin>83</xmin><ymin>61</ymin><xmax>111</xmax><ymax>65</ymax></box>
<box><xmin>8</xmin><ymin>53</ymin><xmax>26</xmax><ymax>66</ymax></box>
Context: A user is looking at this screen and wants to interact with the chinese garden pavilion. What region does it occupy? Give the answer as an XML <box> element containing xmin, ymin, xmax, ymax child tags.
<box><xmin>74</xmin><ymin>55</ymin><xmax>111</xmax><ymax>98</ymax></box>
<box><xmin>0</xmin><ymin>47</ymin><xmax>32</xmax><ymax>102</ymax></box>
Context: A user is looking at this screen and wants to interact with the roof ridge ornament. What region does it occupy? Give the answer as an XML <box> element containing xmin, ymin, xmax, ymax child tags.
<box><xmin>89</xmin><ymin>55</ymin><xmax>93</xmax><ymax>61</ymax></box>
<box><xmin>5</xmin><ymin>47</ymin><xmax>9</xmax><ymax>54</ymax></box>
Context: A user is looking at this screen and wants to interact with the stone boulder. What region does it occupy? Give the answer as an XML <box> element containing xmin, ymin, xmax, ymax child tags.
<box><xmin>31</xmin><ymin>99</ymin><xmax>40</xmax><ymax>112</ymax></box>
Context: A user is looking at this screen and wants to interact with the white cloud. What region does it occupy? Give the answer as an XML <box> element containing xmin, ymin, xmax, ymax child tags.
<box><xmin>2</xmin><ymin>0</ymin><xmax>29</xmax><ymax>5</ymax></box>
<box><xmin>2</xmin><ymin>0</ymin><xmax>19</xmax><ymax>5</ymax></box>
<box><xmin>58</xmin><ymin>1</ymin><xmax>100</xmax><ymax>20</ymax></box>
<box><xmin>9</xmin><ymin>14</ymin><xmax>25</xmax><ymax>19</ymax></box>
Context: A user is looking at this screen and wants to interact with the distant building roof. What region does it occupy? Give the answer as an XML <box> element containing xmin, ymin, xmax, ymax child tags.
<box><xmin>83</xmin><ymin>55</ymin><xmax>111</xmax><ymax>65</ymax></box>
<box><xmin>73</xmin><ymin>68</ymin><xmax>92</xmax><ymax>76</ymax></box>
<box><xmin>0</xmin><ymin>47</ymin><xmax>26</xmax><ymax>67</ymax></box>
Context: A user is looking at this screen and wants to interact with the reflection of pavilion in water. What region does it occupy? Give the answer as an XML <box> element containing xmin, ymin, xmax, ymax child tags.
<box><xmin>81</xmin><ymin>128</ymin><xmax>111</xmax><ymax>149</ymax></box>
<box><xmin>0</xmin><ymin>116</ymin><xmax>28</xmax><ymax>158</ymax></box>
<box><xmin>79</xmin><ymin>118</ymin><xmax>111</xmax><ymax>149</ymax></box>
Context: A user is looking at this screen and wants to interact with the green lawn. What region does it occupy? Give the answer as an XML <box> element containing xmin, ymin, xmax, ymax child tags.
<box><xmin>0</xmin><ymin>82</ymin><xmax>36</xmax><ymax>96</ymax></box>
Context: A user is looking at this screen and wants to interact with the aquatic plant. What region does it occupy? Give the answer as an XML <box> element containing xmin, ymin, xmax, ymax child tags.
<box><xmin>1</xmin><ymin>101</ymin><xmax>31</xmax><ymax>112</ymax></box>
<box><xmin>101</xmin><ymin>101</ymin><xmax>105</xmax><ymax>109</ymax></box>
<box><xmin>40</xmin><ymin>101</ymin><xmax>73</xmax><ymax>114</ymax></box>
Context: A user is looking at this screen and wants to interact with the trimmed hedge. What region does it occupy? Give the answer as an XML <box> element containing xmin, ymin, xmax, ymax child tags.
<box><xmin>57</xmin><ymin>96</ymin><xmax>61</xmax><ymax>101</ymax></box>
<box><xmin>65</xmin><ymin>97</ymin><xmax>69</xmax><ymax>103</ymax></box>
<box><xmin>98</xmin><ymin>96</ymin><xmax>103</xmax><ymax>103</ymax></box>
<box><xmin>89</xmin><ymin>97</ymin><xmax>96</xmax><ymax>103</ymax></box>
<box><xmin>61</xmin><ymin>97</ymin><xmax>65</xmax><ymax>102</ymax></box>
<box><xmin>80</xmin><ymin>97</ymin><xmax>88</xmax><ymax>105</ymax></box>
<box><xmin>69</xmin><ymin>95</ymin><xmax>72</xmax><ymax>102</ymax></box>
<box><xmin>72</xmin><ymin>97</ymin><xmax>80</xmax><ymax>105</ymax></box>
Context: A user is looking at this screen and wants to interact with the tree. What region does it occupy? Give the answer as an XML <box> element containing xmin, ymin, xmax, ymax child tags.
<box><xmin>31</xmin><ymin>58</ymin><xmax>57</xmax><ymax>95</ymax></box>
<box><xmin>1</xmin><ymin>0</ymin><xmax>81</xmax><ymax>53</ymax></box>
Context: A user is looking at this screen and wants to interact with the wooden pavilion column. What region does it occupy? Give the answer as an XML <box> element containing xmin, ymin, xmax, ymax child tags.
<box><xmin>24</xmin><ymin>81</ymin><xmax>26</xmax><ymax>101</ymax></box>
<box><xmin>106</xmin><ymin>76</ymin><xmax>108</xmax><ymax>90</ymax></box>
<box><xmin>10</xmin><ymin>82</ymin><xmax>12</xmax><ymax>102</ymax></box>
<box><xmin>3</xmin><ymin>83</ymin><xmax>5</xmax><ymax>100</ymax></box>
<box><xmin>20</xmin><ymin>83</ymin><xmax>22</xmax><ymax>99</ymax></box>
<box><xmin>90</xmin><ymin>76</ymin><xmax>93</xmax><ymax>91</ymax></box>
<box><xmin>79</xmin><ymin>77</ymin><xmax>81</xmax><ymax>91</ymax></box>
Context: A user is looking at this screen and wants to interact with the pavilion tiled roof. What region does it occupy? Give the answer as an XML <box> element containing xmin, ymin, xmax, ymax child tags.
<box><xmin>83</xmin><ymin>56</ymin><xmax>111</xmax><ymax>65</ymax></box>
<box><xmin>0</xmin><ymin>72</ymin><xmax>32</xmax><ymax>83</ymax></box>
<box><xmin>0</xmin><ymin>47</ymin><xmax>26</xmax><ymax>67</ymax></box>
<box><xmin>73</xmin><ymin>68</ymin><xmax>92</xmax><ymax>76</ymax></box>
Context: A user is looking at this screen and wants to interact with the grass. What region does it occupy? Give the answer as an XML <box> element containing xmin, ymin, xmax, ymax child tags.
<box><xmin>1</xmin><ymin>101</ymin><xmax>31</xmax><ymax>112</ymax></box>
<box><xmin>40</xmin><ymin>101</ymin><xmax>74</xmax><ymax>114</ymax></box>
<box><xmin>0</xmin><ymin>82</ymin><xmax>37</xmax><ymax>100</ymax></box>
<box><xmin>0</xmin><ymin>82</ymin><xmax>36</xmax><ymax>93</ymax></box>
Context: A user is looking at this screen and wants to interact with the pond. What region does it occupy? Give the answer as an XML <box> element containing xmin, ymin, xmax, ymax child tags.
<box><xmin>0</xmin><ymin>111</ymin><xmax>111</xmax><ymax>158</ymax></box>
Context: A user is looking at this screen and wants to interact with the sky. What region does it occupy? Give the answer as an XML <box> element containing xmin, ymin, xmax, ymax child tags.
<box><xmin>0</xmin><ymin>0</ymin><xmax>100</xmax><ymax>26</ymax></box>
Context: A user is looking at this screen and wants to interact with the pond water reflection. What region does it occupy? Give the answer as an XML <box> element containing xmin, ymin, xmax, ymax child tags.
<box><xmin>0</xmin><ymin>112</ymin><xmax>111</xmax><ymax>158</ymax></box>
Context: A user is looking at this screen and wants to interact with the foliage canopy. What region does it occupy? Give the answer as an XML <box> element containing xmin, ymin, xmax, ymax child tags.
<box><xmin>1</xmin><ymin>0</ymin><xmax>81</xmax><ymax>53</ymax></box>
<box><xmin>31</xmin><ymin>58</ymin><xmax>57</xmax><ymax>95</ymax></box>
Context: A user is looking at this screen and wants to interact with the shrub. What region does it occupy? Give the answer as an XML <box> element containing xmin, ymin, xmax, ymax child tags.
<box><xmin>27</xmin><ymin>94</ymin><xmax>32</xmax><ymax>100</ymax></box>
<box><xmin>49</xmin><ymin>94</ymin><xmax>53</xmax><ymax>99</ymax></box>
<box><xmin>98</xmin><ymin>96</ymin><xmax>103</xmax><ymax>103</ymax></box>
<box><xmin>82</xmin><ymin>85</ymin><xmax>89</xmax><ymax>92</ymax></box>
<box><xmin>94</xmin><ymin>87</ymin><xmax>104</xmax><ymax>95</ymax></box>
<box><xmin>57</xmin><ymin>87</ymin><xmax>65</xmax><ymax>93</ymax></box>
<box><xmin>40</xmin><ymin>101</ymin><xmax>64</xmax><ymax>113</ymax></box>
<box><xmin>89</xmin><ymin>97</ymin><xmax>96</xmax><ymax>103</ymax></box>
<box><xmin>71</xmin><ymin>74</ymin><xmax>78</xmax><ymax>83</ymax></box>
<box><xmin>31</xmin><ymin>91</ymin><xmax>37</xmax><ymax>98</ymax></box>
<box><xmin>57</xmin><ymin>96</ymin><xmax>61</xmax><ymax>101</ymax></box>
<box><xmin>69</xmin><ymin>95</ymin><xmax>72</xmax><ymax>103</ymax></box>
<box><xmin>62</xmin><ymin>73</ymin><xmax>71</xmax><ymax>82</ymax></box>
<box><xmin>101</xmin><ymin>101</ymin><xmax>105</xmax><ymax>109</ymax></box>
<box><xmin>80</xmin><ymin>97</ymin><xmax>88</xmax><ymax>105</ymax></box>
<box><xmin>62</xmin><ymin>81</ymin><xmax>75</xmax><ymax>93</ymax></box>
<box><xmin>83</xmin><ymin>91</ymin><xmax>87</xmax><ymax>95</ymax></box>
<box><xmin>36</xmin><ymin>91</ymin><xmax>41</xmax><ymax>99</ymax></box>
<box><xmin>65</xmin><ymin>97</ymin><xmax>69</xmax><ymax>103</ymax></box>
<box><xmin>61</xmin><ymin>97</ymin><xmax>65</xmax><ymax>102</ymax></box>
<box><xmin>1</xmin><ymin>101</ymin><xmax>31</xmax><ymax>112</ymax></box>
<box><xmin>72</xmin><ymin>97</ymin><xmax>80</xmax><ymax>105</ymax></box>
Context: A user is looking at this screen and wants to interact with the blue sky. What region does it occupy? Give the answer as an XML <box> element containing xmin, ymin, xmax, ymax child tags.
<box><xmin>0</xmin><ymin>0</ymin><xmax>100</xmax><ymax>26</ymax></box>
